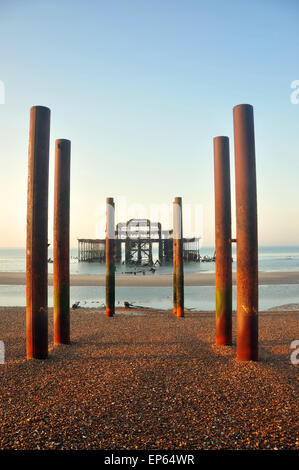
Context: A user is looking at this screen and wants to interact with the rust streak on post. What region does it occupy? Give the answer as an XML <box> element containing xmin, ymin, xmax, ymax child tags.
<box><xmin>53</xmin><ymin>139</ymin><xmax>71</xmax><ymax>344</ymax></box>
<box><xmin>214</xmin><ymin>136</ymin><xmax>232</xmax><ymax>346</ymax></box>
<box><xmin>173</xmin><ymin>197</ymin><xmax>184</xmax><ymax>317</ymax></box>
<box><xmin>173</xmin><ymin>237</ymin><xmax>177</xmax><ymax>315</ymax></box>
<box><xmin>233</xmin><ymin>104</ymin><xmax>258</xmax><ymax>361</ymax></box>
<box><xmin>106</xmin><ymin>197</ymin><xmax>115</xmax><ymax>317</ymax></box>
<box><xmin>26</xmin><ymin>106</ymin><xmax>50</xmax><ymax>359</ymax></box>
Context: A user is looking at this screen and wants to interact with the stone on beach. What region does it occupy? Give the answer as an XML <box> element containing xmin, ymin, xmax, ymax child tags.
<box><xmin>0</xmin><ymin>307</ymin><xmax>297</xmax><ymax>450</ymax></box>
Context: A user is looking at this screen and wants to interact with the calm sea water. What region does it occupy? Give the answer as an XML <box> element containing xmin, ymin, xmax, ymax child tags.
<box><xmin>1</xmin><ymin>284</ymin><xmax>298</xmax><ymax>312</ymax></box>
<box><xmin>0</xmin><ymin>246</ymin><xmax>298</xmax><ymax>310</ymax></box>
<box><xmin>1</xmin><ymin>245</ymin><xmax>299</xmax><ymax>274</ymax></box>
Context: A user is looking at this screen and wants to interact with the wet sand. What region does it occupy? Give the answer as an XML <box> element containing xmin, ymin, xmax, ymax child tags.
<box><xmin>1</xmin><ymin>270</ymin><xmax>299</xmax><ymax>286</ymax></box>
<box><xmin>0</xmin><ymin>307</ymin><xmax>297</xmax><ymax>450</ymax></box>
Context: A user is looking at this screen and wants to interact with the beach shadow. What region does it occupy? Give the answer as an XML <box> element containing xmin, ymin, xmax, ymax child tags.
<box><xmin>48</xmin><ymin>335</ymin><xmax>235</xmax><ymax>366</ymax></box>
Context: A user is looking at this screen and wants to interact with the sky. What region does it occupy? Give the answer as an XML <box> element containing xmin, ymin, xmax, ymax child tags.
<box><xmin>0</xmin><ymin>0</ymin><xmax>298</xmax><ymax>248</ymax></box>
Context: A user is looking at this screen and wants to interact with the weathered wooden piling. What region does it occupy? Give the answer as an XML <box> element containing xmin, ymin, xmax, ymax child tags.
<box><xmin>233</xmin><ymin>104</ymin><xmax>258</xmax><ymax>361</ymax></box>
<box><xmin>173</xmin><ymin>197</ymin><xmax>184</xmax><ymax>317</ymax></box>
<box><xmin>214</xmin><ymin>136</ymin><xmax>232</xmax><ymax>346</ymax></box>
<box><xmin>106</xmin><ymin>197</ymin><xmax>115</xmax><ymax>317</ymax></box>
<box><xmin>53</xmin><ymin>139</ymin><xmax>71</xmax><ymax>344</ymax></box>
<box><xmin>26</xmin><ymin>106</ymin><xmax>50</xmax><ymax>359</ymax></box>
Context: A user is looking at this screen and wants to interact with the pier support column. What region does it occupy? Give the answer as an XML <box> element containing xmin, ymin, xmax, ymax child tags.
<box><xmin>115</xmin><ymin>226</ymin><xmax>121</xmax><ymax>263</ymax></box>
<box><xmin>173</xmin><ymin>197</ymin><xmax>184</xmax><ymax>317</ymax></box>
<box><xmin>149</xmin><ymin>241</ymin><xmax>153</xmax><ymax>265</ymax></box>
<box><xmin>173</xmin><ymin>237</ymin><xmax>177</xmax><ymax>315</ymax></box>
<box><xmin>158</xmin><ymin>223</ymin><xmax>163</xmax><ymax>264</ymax></box>
<box><xmin>115</xmin><ymin>239</ymin><xmax>121</xmax><ymax>263</ymax></box>
<box><xmin>214</xmin><ymin>136</ymin><xmax>232</xmax><ymax>346</ymax></box>
<box><xmin>26</xmin><ymin>106</ymin><xmax>50</xmax><ymax>359</ymax></box>
<box><xmin>233</xmin><ymin>104</ymin><xmax>258</xmax><ymax>361</ymax></box>
<box><xmin>53</xmin><ymin>139</ymin><xmax>71</xmax><ymax>344</ymax></box>
<box><xmin>106</xmin><ymin>198</ymin><xmax>115</xmax><ymax>317</ymax></box>
<box><xmin>125</xmin><ymin>239</ymin><xmax>130</xmax><ymax>264</ymax></box>
<box><xmin>137</xmin><ymin>239</ymin><xmax>142</xmax><ymax>264</ymax></box>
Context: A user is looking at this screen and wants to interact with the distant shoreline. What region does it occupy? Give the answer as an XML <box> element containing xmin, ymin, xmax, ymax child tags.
<box><xmin>0</xmin><ymin>271</ymin><xmax>298</xmax><ymax>286</ymax></box>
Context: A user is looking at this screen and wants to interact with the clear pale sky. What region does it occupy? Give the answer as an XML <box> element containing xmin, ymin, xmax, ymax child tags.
<box><xmin>0</xmin><ymin>0</ymin><xmax>298</xmax><ymax>248</ymax></box>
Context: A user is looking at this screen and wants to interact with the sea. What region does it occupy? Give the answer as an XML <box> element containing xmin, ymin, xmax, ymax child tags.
<box><xmin>0</xmin><ymin>246</ymin><xmax>298</xmax><ymax>311</ymax></box>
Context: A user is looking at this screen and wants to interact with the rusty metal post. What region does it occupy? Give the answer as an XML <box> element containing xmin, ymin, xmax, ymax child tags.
<box><xmin>26</xmin><ymin>106</ymin><xmax>50</xmax><ymax>359</ymax></box>
<box><xmin>233</xmin><ymin>104</ymin><xmax>258</xmax><ymax>361</ymax></box>
<box><xmin>106</xmin><ymin>198</ymin><xmax>115</xmax><ymax>317</ymax></box>
<box><xmin>173</xmin><ymin>197</ymin><xmax>184</xmax><ymax>317</ymax></box>
<box><xmin>53</xmin><ymin>139</ymin><xmax>71</xmax><ymax>344</ymax></box>
<box><xmin>214</xmin><ymin>136</ymin><xmax>232</xmax><ymax>346</ymax></box>
<box><xmin>173</xmin><ymin>236</ymin><xmax>177</xmax><ymax>315</ymax></box>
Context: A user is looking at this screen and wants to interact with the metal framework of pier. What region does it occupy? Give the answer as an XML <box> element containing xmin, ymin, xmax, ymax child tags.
<box><xmin>78</xmin><ymin>218</ymin><xmax>201</xmax><ymax>265</ymax></box>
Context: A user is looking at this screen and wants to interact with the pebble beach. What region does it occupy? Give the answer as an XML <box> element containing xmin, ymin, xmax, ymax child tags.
<box><xmin>0</xmin><ymin>307</ymin><xmax>297</xmax><ymax>450</ymax></box>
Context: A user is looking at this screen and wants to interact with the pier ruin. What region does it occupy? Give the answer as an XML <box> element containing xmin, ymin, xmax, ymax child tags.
<box><xmin>78</xmin><ymin>219</ymin><xmax>201</xmax><ymax>266</ymax></box>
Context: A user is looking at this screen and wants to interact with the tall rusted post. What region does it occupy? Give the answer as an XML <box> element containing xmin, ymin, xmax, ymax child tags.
<box><xmin>214</xmin><ymin>136</ymin><xmax>232</xmax><ymax>346</ymax></box>
<box><xmin>106</xmin><ymin>197</ymin><xmax>115</xmax><ymax>317</ymax></box>
<box><xmin>233</xmin><ymin>104</ymin><xmax>258</xmax><ymax>361</ymax></box>
<box><xmin>173</xmin><ymin>197</ymin><xmax>184</xmax><ymax>317</ymax></box>
<box><xmin>53</xmin><ymin>139</ymin><xmax>71</xmax><ymax>344</ymax></box>
<box><xmin>26</xmin><ymin>106</ymin><xmax>50</xmax><ymax>359</ymax></box>
<box><xmin>173</xmin><ymin>236</ymin><xmax>177</xmax><ymax>315</ymax></box>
